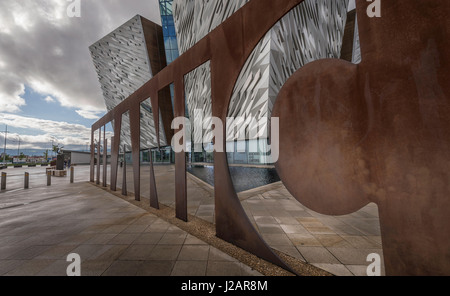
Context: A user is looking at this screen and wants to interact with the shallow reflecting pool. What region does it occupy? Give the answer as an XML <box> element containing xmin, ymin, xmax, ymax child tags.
<box><xmin>187</xmin><ymin>165</ymin><xmax>280</xmax><ymax>193</ymax></box>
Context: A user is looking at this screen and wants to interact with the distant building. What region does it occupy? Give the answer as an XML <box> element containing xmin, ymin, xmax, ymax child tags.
<box><xmin>62</xmin><ymin>150</ymin><xmax>97</xmax><ymax>165</ymax></box>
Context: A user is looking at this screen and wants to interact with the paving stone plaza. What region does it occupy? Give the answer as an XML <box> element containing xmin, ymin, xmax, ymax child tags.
<box><xmin>0</xmin><ymin>165</ymin><xmax>384</xmax><ymax>276</ymax></box>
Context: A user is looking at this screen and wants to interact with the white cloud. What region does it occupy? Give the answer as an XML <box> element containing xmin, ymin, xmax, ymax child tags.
<box><xmin>0</xmin><ymin>0</ymin><xmax>161</xmax><ymax>116</ymax></box>
<box><xmin>44</xmin><ymin>96</ymin><xmax>55</xmax><ymax>103</ymax></box>
<box><xmin>75</xmin><ymin>109</ymin><xmax>103</xmax><ymax>120</ymax></box>
<box><xmin>0</xmin><ymin>80</ymin><xmax>26</xmax><ymax>113</ymax></box>
<box><xmin>0</xmin><ymin>113</ymin><xmax>112</xmax><ymax>149</ymax></box>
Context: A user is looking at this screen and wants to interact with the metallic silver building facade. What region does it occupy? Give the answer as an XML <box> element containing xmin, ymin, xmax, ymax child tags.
<box><xmin>89</xmin><ymin>15</ymin><xmax>168</xmax><ymax>151</ymax></box>
<box><xmin>173</xmin><ymin>0</ymin><xmax>351</xmax><ymax>164</ymax></box>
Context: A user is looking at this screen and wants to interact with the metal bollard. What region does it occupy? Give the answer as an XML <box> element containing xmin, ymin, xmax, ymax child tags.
<box><xmin>1</xmin><ymin>172</ymin><xmax>6</xmax><ymax>190</ymax></box>
<box><xmin>70</xmin><ymin>166</ymin><xmax>74</xmax><ymax>184</ymax></box>
<box><xmin>24</xmin><ymin>172</ymin><xmax>29</xmax><ymax>189</ymax></box>
<box><xmin>47</xmin><ymin>171</ymin><xmax>51</xmax><ymax>186</ymax></box>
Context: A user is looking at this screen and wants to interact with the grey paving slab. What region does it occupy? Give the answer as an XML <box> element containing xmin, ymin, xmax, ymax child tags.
<box><xmin>136</xmin><ymin>260</ymin><xmax>175</xmax><ymax>276</ymax></box>
<box><xmin>178</xmin><ymin>245</ymin><xmax>210</xmax><ymax>261</ymax></box>
<box><xmin>206</xmin><ymin>261</ymin><xmax>246</xmax><ymax>276</ymax></box>
<box><xmin>118</xmin><ymin>245</ymin><xmax>155</xmax><ymax>261</ymax></box>
<box><xmin>326</xmin><ymin>248</ymin><xmax>384</xmax><ymax>266</ymax></box>
<box><xmin>147</xmin><ymin>245</ymin><xmax>182</xmax><ymax>261</ymax></box>
<box><xmin>0</xmin><ymin>165</ymin><xmax>384</xmax><ymax>276</ymax></box>
<box><xmin>171</xmin><ymin>261</ymin><xmax>207</xmax><ymax>276</ymax></box>
<box><xmin>102</xmin><ymin>260</ymin><xmax>143</xmax><ymax>276</ymax></box>
<box><xmin>311</xmin><ymin>263</ymin><xmax>353</xmax><ymax>276</ymax></box>
<box><xmin>296</xmin><ymin>247</ymin><xmax>341</xmax><ymax>264</ymax></box>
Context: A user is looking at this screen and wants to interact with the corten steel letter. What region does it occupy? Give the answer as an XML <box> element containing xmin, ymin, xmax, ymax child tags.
<box><xmin>130</xmin><ymin>105</ymin><xmax>141</xmax><ymax>201</ymax></box>
<box><xmin>174</xmin><ymin>76</ymin><xmax>187</xmax><ymax>222</ymax></box>
<box><xmin>90</xmin><ymin>0</ymin><xmax>336</xmax><ymax>274</ymax></box>
<box><xmin>149</xmin><ymin>148</ymin><xmax>159</xmax><ymax>209</ymax></box>
<box><xmin>209</xmin><ymin>0</ymin><xmax>307</xmax><ymax>273</ymax></box>
<box><xmin>273</xmin><ymin>0</ymin><xmax>450</xmax><ymax>275</ymax></box>
<box><xmin>96</xmin><ymin>128</ymin><xmax>101</xmax><ymax>185</ymax></box>
<box><xmin>110</xmin><ymin>117</ymin><xmax>122</xmax><ymax>191</ymax></box>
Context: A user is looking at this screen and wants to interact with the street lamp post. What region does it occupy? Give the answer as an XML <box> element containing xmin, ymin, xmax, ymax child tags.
<box><xmin>2</xmin><ymin>125</ymin><xmax>8</xmax><ymax>166</ymax></box>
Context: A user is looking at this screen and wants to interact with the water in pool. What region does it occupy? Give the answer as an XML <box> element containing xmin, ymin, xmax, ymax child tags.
<box><xmin>187</xmin><ymin>165</ymin><xmax>281</xmax><ymax>193</ymax></box>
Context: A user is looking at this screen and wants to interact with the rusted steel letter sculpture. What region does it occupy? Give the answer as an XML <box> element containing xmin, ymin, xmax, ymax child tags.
<box><xmin>91</xmin><ymin>0</ymin><xmax>450</xmax><ymax>275</ymax></box>
<box><xmin>273</xmin><ymin>0</ymin><xmax>450</xmax><ymax>275</ymax></box>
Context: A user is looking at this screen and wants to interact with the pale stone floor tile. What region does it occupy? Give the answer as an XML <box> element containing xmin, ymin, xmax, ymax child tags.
<box><xmin>4</xmin><ymin>259</ymin><xmax>54</xmax><ymax>276</ymax></box>
<box><xmin>256</xmin><ymin>223</ymin><xmax>284</xmax><ymax>234</ymax></box>
<box><xmin>35</xmin><ymin>245</ymin><xmax>78</xmax><ymax>260</ymax></box>
<box><xmin>287</xmin><ymin>234</ymin><xmax>322</xmax><ymax>247</ymax></box>
<box><xmin>178</xmin><ymin>245</ymin><xmax>210</xmax><ymax>261</ymax></box>
<box><xmin>118</xmin><ymin>245</ymin><xmax>156</xmax><ymax>261</ymax></box>
<box><xmin>346</xmin><ymin>264</ymin><xmax>370</xmax><ymax>276</ymax></box>
<box><xmin>0</xmin><ymin>260</ymin><xmax>30</xmax><ymax>275</ymax></box>
<box><xmin>6</xmin><ymin>245</ymin><xmax>51</xmax><ymax>260</ymax></box>
<box><xmin>296</xmin><ymin>247</ymin><xmax>340</xmax><ymax>264</ymax></box>
<box><xmin>36</xmin><ymin>260</ymin><xmax>68</xmax><ymax>276</ymax></box>
<box><xmin>311</xmin><ymin>263</ymin><xmax>353</xmax><ymax>276</ymax></box>
<box><xmin>147</xmin><ymin>245</ymin><xmax>182</xmax><ymax>261</ymax></box>
<box><xmin>137</xmin><ymin>260</ymin><xmax>175</xmax><ymax>276</ymax></box>
<box><xmin>253</xmin><ymin>216</ymin><xmax>278</xmax><ymax>224</ymax></box>
<box><xmin>88</xmin><ymin>245</ymin><xmax>129</xmax><ymax>262</ymax></box>
<box><xmin>80</xmin><ymin>260</ymin><xmax>114</xmax><ymax>276</ymax></box>
<box><xmin>84</xmin><ymin>233</ymin><xmax>117</xmax><ymax>245</ymax></box>
<box><xmin>208</xmin><ymin>247</ymin><xmax>237</xmax><ymax>262</ymax></box>
<box><xmin>122</xmin><ymin>224</ymin><xmax>148</xmax><ymax>234</ymax></box>
<box><xmin>206</xmin><ymin>261</ymin><xmax>244</xmax><ymax>276</ymax></box>
<box><xmin>313</xmin><ymin>234</ymin><xmax>352</xmax><ymax>248</ymax></box>
<box><xmin>102</xmin><ymin>260</ymin><xmax>143</xmax><ymax>276</ymax></box>
<box><xmin>326</xmin><ymin>248</ymin><xmax>383</xmax><ymax>265</ymax></box>
<box><xmin>171</xmin><ymin>261</ymin><xmax>207</xmax><ymax>276</ymax></box>
<box><xmin>279</xmin><ymin>224</ymin><xmax>309</xmax><ymax>234</ymax></box>
<box><xmin>272</xmin><ymin>245</ymin><xmax>305</xmax><ymax>262</ymax></box>
<box><xmin>158</xmin><ymin>233</ymin><xmax>187</xmax><ymax>245</ymax></box>
<box><xmin>274</xmin><ymin>217</ymin><xmax>300</xmax><ymax>225</ymax></box>
<box><xmin>341</xmin><ymin>235</ymin><xmax>382</xmax><ymax>249</ymax></box>
<box><xmin>185</xmin><ymin>234</ymin><xmax>207</xmax><ymax>245</ymax></box>
<box><xmin>133</xmin><ymin>233</ymin><xmax>163</xmax><ymax>245</ymax></box>
<box><xmin>261</xmin><ymin>234</ymin><xmax>294</xmax><ymax>246</ymax></box>
<box><xmin>107</xmin><ymin>233</ymin><xmax>140</xmax><ymax>245</ymax></box>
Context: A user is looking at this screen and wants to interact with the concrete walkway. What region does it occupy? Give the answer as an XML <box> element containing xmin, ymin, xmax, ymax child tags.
<box><xmin>116</xmin><ymin>164</ymin><xmax>385</xmax><ymax>276</ymax></box>
<box><xmin>0</xmin><ymin>164</ymin><xmax>385</xmax><ymax>276</ymax></box>
<box><xmin>0</xmin><ymin>180</ymin><xmax>260</xmax><ymax>276</ymax></box>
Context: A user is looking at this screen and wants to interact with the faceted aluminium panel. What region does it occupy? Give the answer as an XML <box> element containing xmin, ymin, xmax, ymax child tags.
<box><xmin>173</xmin><ymin>0</ymin><xmax>350</xmax><ymax>143</ymax></box>
<box><xmin>90</xmin><ymin>15</ymin><xmax>167</xmax><ymax>150</ymax></box>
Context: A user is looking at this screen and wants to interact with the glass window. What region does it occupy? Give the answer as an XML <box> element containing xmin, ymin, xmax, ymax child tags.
<box><xmin>170</xmin><ymin>38</ymin><xmax>178</xmax><ymax>49</ymax></box>
<box><xmin>172</xmin><ymin>50</ymin><xmax>179</xmax><ymax>60</ymax></box>
<box><xmin>166</xmin><ymin>50</ymin><xmax>173</xmax><ymax>63</ymax></box>
<box><xmin>164</xmin><ymin>37</ymin><xmax>172</xmax><ymax>50</ymax></box>
<box><xmin>169</xmin><ymin>25</ymin><xmax>176</xmax><ymax>37</ymax></box>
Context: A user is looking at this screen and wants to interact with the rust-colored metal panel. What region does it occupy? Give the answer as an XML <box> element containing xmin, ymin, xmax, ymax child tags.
<box><xmin>174</xmin><ymin>75</ymin><xmax>187</xmax><ymax>222</ymax></box>
<box><xmin>209</xmin><ymin>0</ymin><xmax>305</xmax><ymax>275</ymax></box>
<box><xmin>122</xmin><ymin>144</ymin><xmax>127</xmax><ymax>196</ymax></box>
<box><xmin>89</xmin><ymin>0</ymin><xmax>306</xmax><ymax>274</ymax></box>
<box><xmin>273</xmin><ymin>0</ymin><xmax>450</xmax><ymax>275</ymax></box>
<box><xmin>340</xmin><ymin>9</ymin><xmax>356</xmax><ymax>62</ymax></box>
<box><xmin>148</xmin><ymin>148</ymin><xmax>159</xmax><ymax>209</ymax></box>
<box><xmin>130</xmin><ymin>105</ymin><xmax>141</xmax><ymax>201</ymax></box>
<box><xmin>110</xmin><ymin>117</ymin><xmax>122</xmax><ymax>191</ymax></box>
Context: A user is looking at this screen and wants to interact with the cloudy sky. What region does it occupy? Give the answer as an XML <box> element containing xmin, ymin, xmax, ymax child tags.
<box><xmin>0</xmin><ymin>0</ymin><xmax>161</xmax><ymax>153</ymax></box>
